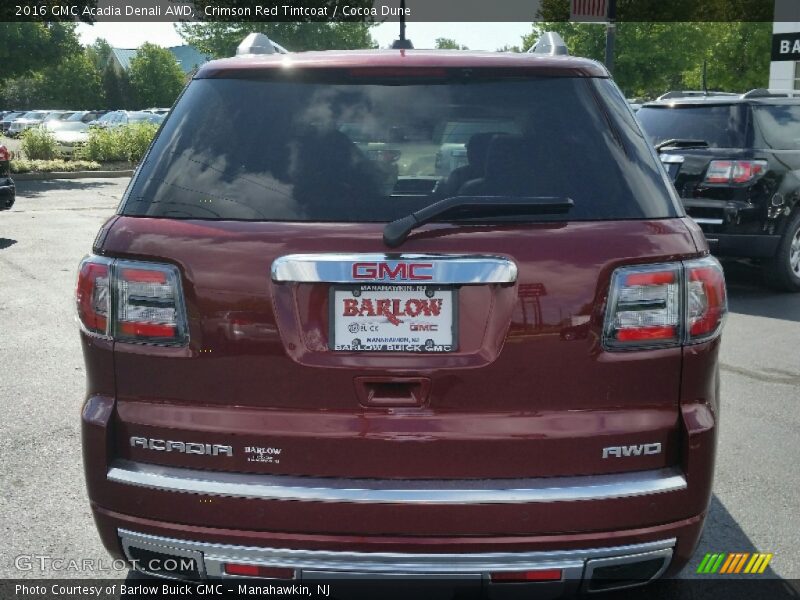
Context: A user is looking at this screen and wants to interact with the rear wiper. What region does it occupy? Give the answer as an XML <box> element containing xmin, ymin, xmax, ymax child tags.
<box><xmin>383</xmin><ymin>195</ymin><xmax>573</xmax><ymax>248</ymax></box>
<box><xmin>655</xmin><ymin>139</ymin><xmax>709</xmax><ymax>152</ymax></box>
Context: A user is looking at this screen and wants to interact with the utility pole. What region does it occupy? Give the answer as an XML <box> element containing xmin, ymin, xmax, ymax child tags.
<box><xmin>604</xmin><ymin>0</ymin><xmax>617</xmax><ymax>75</ymax></box>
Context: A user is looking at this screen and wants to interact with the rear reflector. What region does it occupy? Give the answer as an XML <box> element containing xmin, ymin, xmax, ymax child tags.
<box><xmin>604</xmin><ymin>257</ymin><xmax>726</xmax><ymax>350</ymax></box>
<box><xmin>490</xmin><ymin>569</ymin><xmax>563</xmax><ymax>582</ymax></box>
<box><xmin>76</xmin><ymin>255</ymin><xmax>188</xmax><ymax>346</ymax></box>
<box><xmin>224</xmin><ymin>563</ymin><xmax>295</xmax><ymax>579</ymax></box>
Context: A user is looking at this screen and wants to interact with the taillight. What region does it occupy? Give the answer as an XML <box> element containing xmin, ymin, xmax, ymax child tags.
<box><xmin>686</xmin><ymin>256</ymin><xmax>727</xmax><ymax>341</ymax></box>
<box><xmin>703</xmin><ymin>160</ymin><xmax>767</xmax><ymax>185</ymax></box>
<box><xmin>76</xmin><ymin>256</ymin><xmax>188</xmax><ymax>346</ymax></box>
<box><xmin>604</xmin><ymin>257</ymin><xmax>726</xmax><ymax>350</ymax></box>
<box><xmin>76</xmin><ymin>257</ymin><xmax>111</xmax><ymax>336</ymax></box>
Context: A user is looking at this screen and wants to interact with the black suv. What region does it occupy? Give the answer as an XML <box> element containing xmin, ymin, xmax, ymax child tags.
<box><xmin>638</xmin><ymin>90</ymin><xmax>800</xmax><ymax>291</ymax></box>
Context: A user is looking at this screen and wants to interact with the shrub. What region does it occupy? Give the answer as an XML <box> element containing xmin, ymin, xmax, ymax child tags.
<box><xmin>82</xmin><ymin>123</ymin><xmax>158</xmax><ymax>163</ymax></box>
<box><xmin>21</xmin><ymin>127</ymin><xmax>59</xmax><ymax>160</ymax></box>
<box><xmin>11</xmin><ymin>158</ymin><xmax>101</xmax><ymax>173</ymax></box>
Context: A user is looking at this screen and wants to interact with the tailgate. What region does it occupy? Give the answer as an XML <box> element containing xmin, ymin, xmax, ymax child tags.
<box><xmin>104</xmin><ymin>216</ymin><xmax>698</xmax><ymax>480</ymax></box>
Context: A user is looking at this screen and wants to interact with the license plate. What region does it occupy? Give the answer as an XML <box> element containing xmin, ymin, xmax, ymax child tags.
<box><xmin>330</xmin><ymin>285</ymin><xmax>457</xmax><ymax>352</ymax></box>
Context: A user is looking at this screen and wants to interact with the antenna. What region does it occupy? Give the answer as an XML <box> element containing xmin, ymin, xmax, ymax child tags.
<box><xmin>702</xmin><ymin>59</ymin><xmax>708</xmax><ymax>95</ymax></box>
<box><xmin>391</xmin><ymin>0</ymin><xmax>414</xmax><ymax>49</ymax></box>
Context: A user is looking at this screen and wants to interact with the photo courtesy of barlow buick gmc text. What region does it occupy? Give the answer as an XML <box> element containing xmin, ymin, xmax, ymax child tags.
<box><xmin>1</xmin><ymin>1</ymin><xmax>800</xmax><ymax>600</ymax></box>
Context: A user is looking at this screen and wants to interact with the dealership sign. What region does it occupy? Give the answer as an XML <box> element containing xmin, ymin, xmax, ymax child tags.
<box><xmin>772</xmin><ymin>32</ymin><xmax>800</xmax><ymax>61</ymax></box>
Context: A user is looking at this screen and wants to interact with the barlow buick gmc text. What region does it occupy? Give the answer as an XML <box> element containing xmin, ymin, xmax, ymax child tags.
<box><xmin>78</xmin><ymin>33</ymin><xmax>727</xmax><ymax>597</ymax></box>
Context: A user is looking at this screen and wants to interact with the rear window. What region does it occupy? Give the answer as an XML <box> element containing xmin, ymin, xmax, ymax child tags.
<box><xmin>752</xmin><ymin>104</ymin><xmax>800</xmax><ymax>150</ymax></box>
<box><xmin>637</xmin><ymin>104</ymin><xmax>748</xmax><ymax>149</ymax></box>
<box><xmin>122</xmin><ymin>74</ymin><xmax>677</xmax><ymax>222</ymax></box>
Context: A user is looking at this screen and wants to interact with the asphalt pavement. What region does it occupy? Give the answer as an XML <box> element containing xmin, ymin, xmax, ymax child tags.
<box><xmin>0</xmin><ymin>178</ymin><xmax>798</xmax><ymax>597</ymax></box>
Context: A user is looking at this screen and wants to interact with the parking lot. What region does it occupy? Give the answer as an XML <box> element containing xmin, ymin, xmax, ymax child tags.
<box><xmin>0</xmin><ymin>178</ymin><xmax>798</xmax><ymax>595</ymax></box>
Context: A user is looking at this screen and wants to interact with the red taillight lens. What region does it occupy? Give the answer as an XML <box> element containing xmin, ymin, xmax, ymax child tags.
<box><xmin>76</xmin><ymin>258</ymin><xmax>111</xmax><ymax>335</ymax></box>
<box><xmin>604</xmin><ymin>264</ymin><xmax>682</xmax><ymax>348</ymax></box>
<box><xmin>704</xmin><ymin>160</ymin><xmax>767</xmax><ymax>185</ymax></box>
<box><xmin>115</xmin><ymin>260</ymin><xmax>186</xmax><ymax>344</ymax></box>
<box><xmin>490</xmin><ymin>569</ymin><xmax>563</xmax><ymax>582</ymax></box>
<box><xmin>686</xmin><ymin>256</ymin><xmax>727</xmax><ymax>340</ymax></box>
<box><xmin>76</xmin><ymin>256</ymin><xmax>188</xmax><ymax>346</ymax></box>
<box><xmin>604</xmin><ymin>257</ymin><xmax>727</xmax><ymax>350</ymax></box>
<box><xmin>223</xmin><ymin>563</ymin><xmax>295</xmax><ymax>579</ymax></box>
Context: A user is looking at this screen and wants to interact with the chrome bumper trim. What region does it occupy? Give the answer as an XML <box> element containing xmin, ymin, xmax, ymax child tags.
<box><xmin>693</xmin><ymin>218</ymin><xmax>724</xmax><ymax>226</ymax></box>
<box><xmin>270</xmin><ymin>253</ymin><xmax>518</xmax><ymax>284</ymax></box>
<box><xmin>119</xmin><ymin>528</ymin><xmax>675</xmax><ymax>580</ymax></box>
<box><xmin>108</xmin><ymin>460</ymin><xmax>686</xmax><ymax>504</ymax></box>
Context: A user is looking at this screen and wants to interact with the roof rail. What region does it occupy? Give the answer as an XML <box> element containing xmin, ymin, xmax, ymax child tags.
<box><xmin>657</xmin><ymin>91</ymin><xmax>738</xmax><ymax>100</ymax></box>
<box><xmin>236</xmin><ymin>33</ymin><xmax>289</xmax><ymax>56</ymax></box>
<box><xmin>742</xmin><ymin>88</ymin><xmax>800</xmax><ymax>98</ymax></box>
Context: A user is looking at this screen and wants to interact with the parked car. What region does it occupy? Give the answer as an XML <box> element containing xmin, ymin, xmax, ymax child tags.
<box><xmin>1</xmin><ymin>111</ymin><xmax>26</xmax><ymax>135</ymax></box>
<box><xmin>143</xmin><ymin>107</ymin><xmax>170</xmax><ymax>116</ymax></box>
<box><xmin>78</xmin><ymin>35</ymin><xmax>727</xmax><ymax>593</ymax></box>
<box><xmin>7</xmin><ymin>110</ymin><xmax>52</xmax><ymax>137</ymax></box>
<box><xmin>638</xmin><ymin>89</ymin><xmax>800</xmax><ymax>291</ymax></box>
<box><xmin>42</xmin><ymin>110</ymin><xmax>76</xmax><ymax>123</ymax></box>
<box><xmin>0</xmin><ymin>145</ymin><xmax>15</xmax><ymax>210</ymax></box>
<box><xmin>90</xmin><ymin>110</ymin><xmax>164</xmax><ymax>128</ymax></box>
<box><xmin>66</xmin><ymin>110</ymin><xmax>110</xmax><ymax>124</ymax></box>
<box><xmin>42</xmin><ymin>120</ymin><xmax>90</xmax><ymax>156</ymax></box>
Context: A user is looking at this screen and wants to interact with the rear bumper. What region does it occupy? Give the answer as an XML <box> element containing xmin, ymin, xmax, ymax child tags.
<box><xmin>113</xmin><ymin>526</ymin><xmax>680</xmax><ymax>594</ymax></box>
<box><xmin>705</xmin><ymin>233</ymin><xmax>780</xmax><ymax>258</ymax></box>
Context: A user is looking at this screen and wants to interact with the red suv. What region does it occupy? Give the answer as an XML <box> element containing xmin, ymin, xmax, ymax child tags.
<box><xmin>78</xmin><ymin>39</ymin><xmax>726</xmax><ymax>595</ymax></box>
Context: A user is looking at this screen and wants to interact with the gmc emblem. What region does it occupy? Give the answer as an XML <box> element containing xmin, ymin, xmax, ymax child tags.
<box><xmin>352</xmin><ymin>262</ymin><xmax>433</xmax><ymax>281</ymax></box>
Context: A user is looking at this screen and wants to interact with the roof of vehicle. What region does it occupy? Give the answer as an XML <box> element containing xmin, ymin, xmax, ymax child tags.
<box><xmin>644</xmin><ymin>90</ymin><xmax>800</xmax><ymax>107</ymax></box>
<box><xmin>196</xmin><ymin>49</ymin><xmax>608</xmax><ymax>79</ymax></box>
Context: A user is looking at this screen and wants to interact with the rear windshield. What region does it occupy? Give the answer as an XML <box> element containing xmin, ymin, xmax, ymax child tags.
<box><xmin>752</xmin><ymin>104</ymin><xmax>800</xmax><ymax>150</ymax></box>
<box><xmin>637</xmin><ymin>104</ymin><xmax>748</xmax><ymax>149</ymax></box>
<box><xmin>122</xmin><ymin>75</ymin><xmax>677</xmax><ymax>222</ymax></box>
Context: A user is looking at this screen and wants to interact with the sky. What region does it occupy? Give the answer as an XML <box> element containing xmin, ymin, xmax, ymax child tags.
<box><xmin>76</xmin><ymin>21</ymin><xmax>534</xmax><ymax>51</ymax></box>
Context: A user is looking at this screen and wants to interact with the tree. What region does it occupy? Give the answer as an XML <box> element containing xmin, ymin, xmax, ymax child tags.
<box><xmin>522</xmin><ymin>22</ymin><xmax>770</xmax><ymax>98</ymax></box>
<box><xmin>102</xmin><ymin>66</ymin><xmax>133</xmax><ymax>110</ymax></box>
<box><xmin>40</xmin><ymin>51</ymin><xmax>104</xmax><ymax>108</ymax></box>
<box><xmin>128</xmin><ymin>43</ymin><xmax>186</xmax><ymax>109</ymax></box>
<box><xmin>177</xmin><ymin>22</ymin><xmax>376</xmax><ymax>57</ymax></box>
<box><xmin>435</xmin><ymin>38</ymin><xmax>468</xmax><ymax>50</ymax></box>
<box><xmin>86</xmin><ymin>38</ymin><xmax>114</xmax><ymax>72</ymax></box>
<box><xmin>0</xmin><ymin>23</ymin><xmax>80</xmax><ymax>81</ymax></box>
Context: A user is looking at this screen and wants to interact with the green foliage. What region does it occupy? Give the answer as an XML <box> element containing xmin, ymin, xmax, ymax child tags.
<box><xmin>0</xmin><ymin>23</ymin><xmax>80</xmax><ymax>80</ymax></box>
<box><xmin>128</xmin><ymin>43</ymin><xmax>185</xmax><ymax>108</ymax></box>
<box><xmin>523</xmin><ymin>22</ymin><xmax>771</xmax><ymax>98</ymax></box>
<box><xmin>103</xmin><ymin>65</ymin><xmax>134</xmax><ymax>110</ymax></box>
<box><xmin>10</xmin><ymin>158</ymin><xmax>101</xmax><ymax>174</ymax></box>
<box><xmin>81</xmin><ymin>123</ymin><xmax>158</xmax><ymax>163</ymax></box>
<box><xmin>536</xmin><ymin>0</ymin><xmax>772</xmax><ymax>21</ymax></box>
<box><xmin>21</xmin><ymin>127</ymin><xmax>58</xmax><ymax>160</ymax></box>
<box><xmin>435</xmin><ymin>38</ymin><xmax>469</xmax><ymax>50</ymax></box>
<box><xmin>41</xmin><ymin>51</ymin><xmax>104</xmax><ymax>108</ymax></box>
<box><xmin>177</xmin><ymin>22</ymin><xmax>376</xmax><ymax>57</ymax></box>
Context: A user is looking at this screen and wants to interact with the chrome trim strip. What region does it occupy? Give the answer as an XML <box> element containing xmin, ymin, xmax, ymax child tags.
<box><xmin>271</xmin><ymin>253</ymin><xmax>517</xmax><ymax>284</ymax></box>
<box><xmin>693</xmin><ymin>218</ymin><xmax>724</xmax><ymax>225</ymax></box>
<box><xmin>108</xmin><ymin>460</ymin><xmax>686</xmax><ymax>505</ymax></box>
<box><xmin>118</xmin><ymin>529</ymin><xmax>675</xmax><ymax>578</ymax></box>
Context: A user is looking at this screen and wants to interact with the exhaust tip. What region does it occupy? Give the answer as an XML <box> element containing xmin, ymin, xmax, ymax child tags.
<box><xmin>585</xmin><ymin>549</ymin><xmax>672</xmax><ymax>593</ymax></box>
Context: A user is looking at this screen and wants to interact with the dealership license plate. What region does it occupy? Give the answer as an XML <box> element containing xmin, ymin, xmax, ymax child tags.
<box><xmin>330</xmin><ymin>285</ymin><xmax>456</xmax><ymax>352</ymax></box>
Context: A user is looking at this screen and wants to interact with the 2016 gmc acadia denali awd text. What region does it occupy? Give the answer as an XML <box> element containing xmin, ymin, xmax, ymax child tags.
<box><xmin>78</xmin><ymin>36</ymin><xmax>727</xmax><ymax>597</ymax></box>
